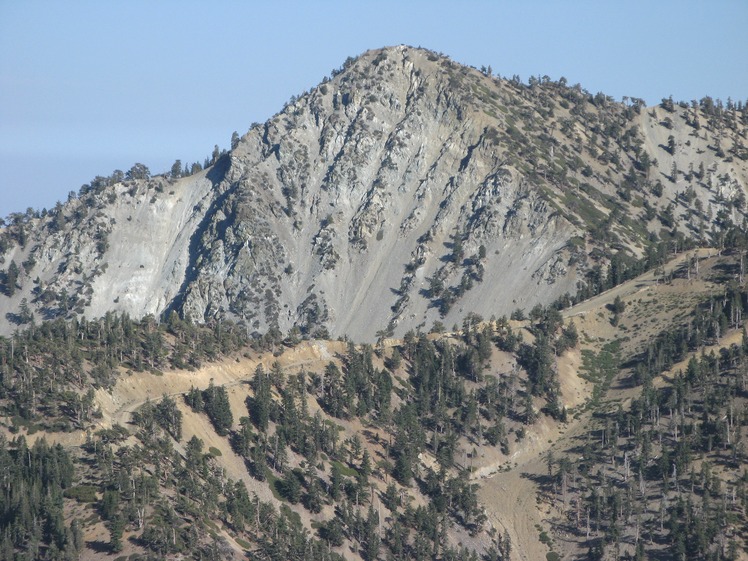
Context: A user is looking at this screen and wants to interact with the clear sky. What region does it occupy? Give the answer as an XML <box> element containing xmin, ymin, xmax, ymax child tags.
<box><xmin>1</xmin><ymin>0</ymin><xmax>746</xmax><ymax>219</ymax></box>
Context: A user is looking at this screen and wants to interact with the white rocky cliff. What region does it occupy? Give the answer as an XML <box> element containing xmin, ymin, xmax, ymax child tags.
<box><xmin>1</xmin><ymin>46</ymin><xmax>746</xmax><ymax>340</ymax></box>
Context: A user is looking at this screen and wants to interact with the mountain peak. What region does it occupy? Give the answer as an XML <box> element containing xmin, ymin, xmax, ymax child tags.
<box><xmin>0</xmin><ymin>49</ymin><xmax>746</xmax><ymax>340</ymax></box>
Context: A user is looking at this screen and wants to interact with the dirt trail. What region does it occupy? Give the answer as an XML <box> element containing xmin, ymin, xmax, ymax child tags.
<box><xmin>95</xmin><ymin>339</ymin><xmax>348</xmax><ymax>430</ymax></box>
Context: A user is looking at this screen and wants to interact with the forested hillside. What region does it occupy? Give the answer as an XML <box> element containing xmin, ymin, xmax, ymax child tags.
<box><xmin>0</xmin><ymin>249</ymin><xmax>746</xmax><ymax>560</ymax></box>
<box><xmin>0</xmin><ymin>298</ymin><xmax>570</xmax><ymax>559</ymax></box>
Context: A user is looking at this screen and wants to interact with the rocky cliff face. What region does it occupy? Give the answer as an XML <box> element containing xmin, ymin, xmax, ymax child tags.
<box><xmin>1</xmin><ymin>46</ymin><xmax>746</xmax><ymax>340</ymax></box>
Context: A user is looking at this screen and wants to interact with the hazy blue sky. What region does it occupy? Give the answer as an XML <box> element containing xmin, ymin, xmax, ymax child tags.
<box><xmin>1</xmin><ymin>0</ymin><xmax>746</xmax><ymax>218</ymax></box>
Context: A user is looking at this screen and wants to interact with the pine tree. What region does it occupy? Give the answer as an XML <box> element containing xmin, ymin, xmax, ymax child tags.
<box><xmin>108</xmin><ymin>515</ymin><xmax>124</xmax><ymax>553</ymax></box>
<box><xmin>251</xmin><ymin>365</ymin><xmax>271</xmax><ymax>431</ymax></box>
<box><xmin>170</xmin><ymin>160</ymin><xmax>182</xmax><ymax>179</ymax></box>
<box><xmin>203</xmin><ymin>380</ymin><xmax>233</xmax><ymax>435</ymax></box>
<box><xmin>5</xmin><ymin>260</ymin><xmax>19</xmax><ymax>297</ymax></box>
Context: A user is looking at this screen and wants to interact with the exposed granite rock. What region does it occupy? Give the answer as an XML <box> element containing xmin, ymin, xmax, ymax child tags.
<box><xmin>1</xmin><ymin>45</ymin><xmax>746</xmax><ymax>341</ymax></box>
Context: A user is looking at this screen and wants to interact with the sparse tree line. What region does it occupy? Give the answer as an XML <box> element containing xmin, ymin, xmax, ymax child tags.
<box><xmin>469</xmin><ymin>55</ymin><xmax>748</xmax><ymax>280</ymax></box>
<box><xmin>539</xmin><ymin>286</ymin><xmax>748</xmax><ymax>560</ymax></box>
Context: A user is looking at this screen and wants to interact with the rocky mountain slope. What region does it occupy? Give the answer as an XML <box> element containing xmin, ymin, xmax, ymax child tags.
<box><xmin>1</xmin><ymin>45</ymin><xmax>747</xmax><ymax>340</ymax></box>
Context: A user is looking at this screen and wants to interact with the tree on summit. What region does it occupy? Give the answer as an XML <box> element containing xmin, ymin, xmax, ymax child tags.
<box><xmin>170</xmin><ymin>160</ymin><xmax>182</xmax><ymax>179</ymax></box>
<box><xmin>126</xmin><ymin>163</ymin><xmax>151</xmax><ymax>180</ymax></box>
